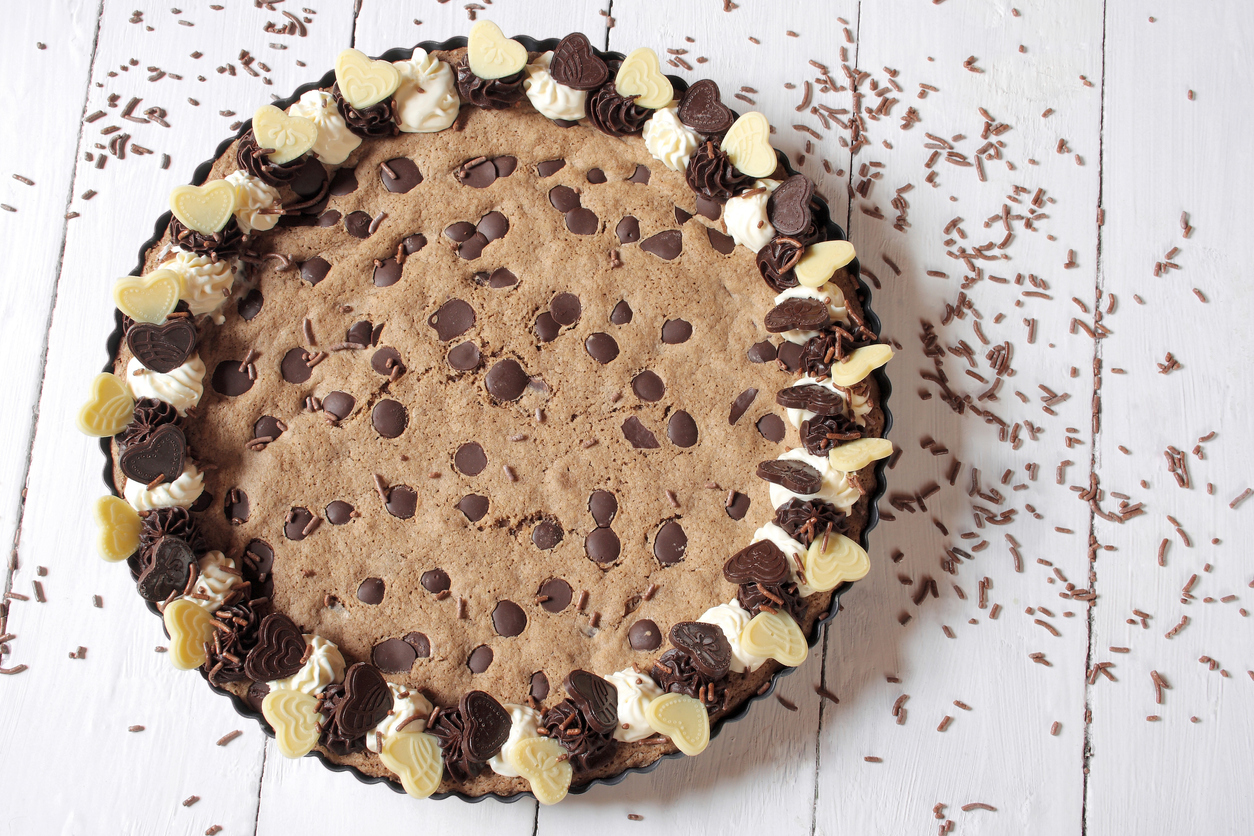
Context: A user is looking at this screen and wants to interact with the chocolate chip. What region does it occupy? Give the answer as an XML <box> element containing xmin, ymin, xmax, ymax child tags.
<box><xmin>372</xmin><ymin>638</ymin><xmax>417</xmax><ymax>673</ymax></box>
<box><xmin>211</xmin><ymin>360</ymin><xmax>254</xmax><ymax>396</ymax></box>
<box><xmin>284</xmin><ymin>507</ymin><xmax>314</xmax><ymax>540</ymax></box>
<box><xmin>549</xmin><ymin>32</ymin><xmax>609</xmax><ymax>90</ymax></box>
<box><xmin>777</xmin><ymin>340</ymin><xmax>804</xmax><ymax>371</ymax></box>
<box><xmin>380</xmin><ymin>157</ymin><xmax>422</xmax><ymax>193</ymax></box>
<box><xmin>530</xmin><ymin>671</ymin><xmax>550</xmax><ymax>701</ymax></box>
<box><xmin>585</xmin><ymin>332</ymin><xmax>619</xmax><ymax>364</ymax></box>
<box><xmin>675</xmin><ymin>206</ymin><xmax>693</xmax><ymax>224</ymax></box>
<box><xmin>629</xmin><ymin>164</ymin><xmax>651</xmax><ymax>184</ymax></box>
<box><xmin>467</xmin><ymin>645</ymin><xmax>493</xmax><ymax>674</ymax></box>
<box><xmin>372</xmin><ymin>400</ymin><xmax>408</xmax><ymax>438</ymax></box>
<box><xmin>373</xmin><ymin>257</ymin><xmax>403</xmax><ymax>287</ymax></box>
<box><xmin>534</xmin><ymin>312</ymin><xmax>560</xmax><ymax>343</ymax></box>
<box><xmin>588</xmin><ymin>490</ymin><xmax>617</xmax><ymax>526</ymax></box>
<box><xmin>724</xmin><ymin>540</ymin><xmax>790</xmax><ymax>585</ymax></box>
<box><xmin>386</xmin><ymin>485</ymin><xmax>417</xmax><ymax>519</ymax></box>
<box><xmin>532</xmin><ymin>520</ymin><xmax>563</xmax><ymax>550</ymax></box>
<box><xmin>491</xmin><ymin>155</ymin><xmax>517</xmax><ymax>176</ymax></box>
<box><xmin>565</xmin><ymin>207</ymin><xmax>599</xmax><ymax>235</ymax></box>
<box><xmin>457</xmin><ymin>231</ymin><xmax>490</xmax><ymax>260</ymax></box>
<box><xmin>477</xmin><ymin>210</ymin><xmax>509</xmax><ymax>241</ymax></box>
<box><xmin>357</xmin><ymin>577</ymin><xmax>385</xmax><ymax>605</ymax></box>
<box><xmin>585</xmin><ymin>527</ymin><xmax>621</xmax><ymax>564</ymax></box>
<box><xmin>254</xmin><ymin>415</ymin><xmax>284</xmax><ymax>440</ymax></box>
<box><xmin>756</xmin><ymin>459</ymin><xmax>822</xmax><ymax>494</ymax></box>
<box><xmin>488</xmin><ymin>267</ymin><xmax>517</xmax><ymax>288</ymax></box>
<box><xmin>587</xmin><ymin>168</ymin><xmax>607</xmax><ymax>184</ymax></box>
<box><xmin>238</xmin><ymin>289</ymin><xmax>264</xmax><ymax>320</ymax></box>
<box><xmin>564</xmin><ymin>670</ymin><xmax>618</xmax><ymax>734</ymax></box>
<box><xmin>632</xmin><ymin>370</ymin><xmax>665</xmax><ymax>402</ymax></box>
<box><xmin>776</xmin><ymin>383</ymin><xmax>846</xmax><ymax>414</ymax></box>
<box><xmin>538</xmin><ymin>578</ymin><xmax>573</xmax><ymax>613</ymax></box>
<box><xmin>347</xmin><ymin>320</ymin><xmax>374</xmax><ymax>346</ymax></box>
<box><xmin>344</xmin><ymin>211</ymin><xmax>373</xmax><ymax>238</ymax></box>
<box><xmin>729</xmin><ymin>387</ymin><xmax>759</xmax><ymax>424</ymax></box>
<box><xmin>725</xmin><ymin>491</ymin><xmax>751</xmax><ymax>520</ymax></box>
<box><xmin>616</xmin><ymin>216</ymin><xmax>641</xmax><ymax>244</ymax></box>
<box><xmin>447</xmin><ymin>341</ymin><xmax>481</xmax><ymax>370</ymax></box>
<box><xmin>669</xmin><ymin>622</ymin><xmax>732</xmax><ymax>680</ymax></box>
<box><xmin>280</xmin><ymin>347</ymin><xmax>312</xmax><ymax>384</ymax></box>
<box><xmin>316</xmin><ymin>209</ymin><xmax>341</xmax><ymax>227</ymax></box>
<box><xmin>289</xmin><ymin>158</ymin><xmax>327</xmax><ymax>196</ymax></box>
<box><xmin>370</xmin><ymin>346</ymin><xmax>402</xmax><ymax>376</ymax></box>
<box><xmin>695</xmin><ymin>195</ymin><xmax>722</xmax><ymax>221</ymax></box>
<box><xmin>768</xmin><ymin>174</ymin><xmax>815</xmax><ymax>237</ymax></box>
<box><xmin>119</xmin><ymin>424</ymin><xmax>185</xmax><ymax>484</ymax></box>
<box><xmin>549</xmin><ymin>185</ymin><xmax>581</xmax><ymax>213</ymax></box>
<box><xmin>444</xmin><ymin>221</ymin><xmax>477</xmax><ymax>242</ymax></box>
<box><xmin>224</xmin><ymin>488</ymin><xmax>249</xmax><ymax>523</ymax></box>
<box><xmin>485</xmin><ymin>358</ymin><xmax>529</xmax><ymax>402</ymax></box>
<box><xmin>640</xmin><ymin>229</ymin><xmax>683</xmax><ymax>260</ymax></box>
<box><xmin>550</xmin><ymin>292</ymin><xmax>582</xmax><ymax>326</ymax></box>
<box><xmin>246</xmin><ymin>539</ymin><xmax>274</xmax><ymax>575</ymax></box>
<box><xmin>764</xmin><ymin>297</ymin><xmax>831</xmax><ymax>333</ymax></box>
<box><xmin>653</xmin><ymin>521</ymin><xmax>688</xmax><ymax>566</ymax></box>
<box><xmin>328</xmin><ymin>168</ymin><xmax>357</xmax><ymax>196</ymax></box>
<box><xmin>405</xmin><ymin>632</ymin><xmax>431</xmax><ymax>658</ymax></box>
<box><xmin>457</xmin><ymin>494</ymin><xmax>489</xmax><ymax>522</ymax></box>
<box><xmin>421</xmin><ymin>568</ymin><xmax>450</xmax><ymax>593</ymax></box>
<box><xmin>403</xmin><ymin>232</ymin><xmax>427</xmax><ymax>254</ymax></box>
<box><xmin>678</xmin><ymin>78</ymin><xmax>736</xmax><ymax>134</ymax></box>
<box><xmin>127</xmin><ymin>320</ymin><xmax>196</xmax><ymax>373</ymax></box>
<box><xmin>707</xmin><ymin>226</ymin><xmax>735</xmax><ymax>254</ymax></box>
<box><xmin>536</xmin><ymin>159</ymin><xmax>566</xmax><ymax>177</ymax></box>
<box><xmin>456</xmin><ymin>157</ymin><xmax>496</xmax><ymax>188</ymax></box>
<box><xmin>454</xmin><ymin>442</ymin><xmax>487</xmax><ymax>476</ymax></box>
<box><xmin>322</xmin><ymin>391</ymin><xmax>355</xmax><ymax>420</ymax></box>
<box><xmin>747</xmin><ymin>340</ymin><xmax>778</xmax><ymax>363</ymax></box>
<box><xmin>326</xmin><ymin>500</ymin><xmax>354</xmax><ymax>525</ymax></box>
<box><xmin>757</xmin><ymin>414</ymin><xmax>786</xmax><ymax>443</ymax></box>
<box><xmin>492</xmin><ymin>600</ymin><xmax>527</xmax><ymax>637</ymax></box>
<box><xmin>629</xmin><ymin>619</ymin><xmax>662</xmax><ymax>651</ymax></box>
<box><xmin>667</xmin><ymin>411</ymin><xmax>699</xmax><ymax>448</ymax></box>
<box><xmin>610</xmin><ymin>300</ymin><xmax>633</xmax><ymax>325</ymax></box>
<box><xmin>661</xmin><ymin>318</ymin><xmax>692</xmax><ymax>344</ymax></box>
<box><xmin>428</xmin><ymin>298</ymin><xmax>476</xmax><ymax>341</ymax></box>
<box><xmin>621</xmin><ymin>416</ymin><xmax>660</xmax><ymax>449</ymax></box>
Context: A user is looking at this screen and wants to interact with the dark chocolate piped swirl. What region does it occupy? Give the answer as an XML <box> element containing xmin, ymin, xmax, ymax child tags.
<box><xmin>331</xmin><ymin>83</ymin><xmax>399</xmax><ymax>138</ymax></box>
<box><xmin>454</xmin><ymin>58</ymin><xmax>526</xmax><ymax>110</ymax></box>
<box><xmin>235</xmin><ymin>130</ymin><xmax>305</xmax><ymax>187</ymax></box>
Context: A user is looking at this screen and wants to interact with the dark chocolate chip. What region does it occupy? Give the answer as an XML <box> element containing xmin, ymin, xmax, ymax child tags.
<box><xmin>328</xmin><ymin>168</ymin><xmax>358</xmax><ymax>196</ymax></box>
<box><xmin>724</xmin><ymin>540</ymin><xmax>790</xmax><ymax>585</ymax></box>
<box><xmin>536</xmin><ymin>159</ymin><xmax>566</xmax><ymax>177</ymax></box>
<box><xmin>707</xmin><ymin>226</ymin><xmax>735</xmax><ymax>255</ymax></box>
<box><xmin>444</xmin><ymin>221</ymin><xmax>477</xmax><ymax>242</ymax></box>
<box><xmin>405</xmin><ymin>632</ymin><xmax>431</xmax><ymax>658</ymax></box>
<box><xmin>457</xmin><ymin>494</ymin><xmax>489</xmax><ymax>522</ymax></box>
<box><xmin>380</xmin><ymin>157</ymin><xmax>422</xmax><ymax>193</ymax></box>
<box><xmin>211</xmin><ymin>360</ymin><xmax>254</xmax><ymax>396</ymax></box>
<box><xmin>372</xmin><ymin>400</ymin><xmax>407</xmax><ymax>438</ymax></box>
<box><xmin>246</xmin><ymin>539</ymin><xmax>275</xmax><ymax>575</ymax></box>
<box><xmin>629</xmin><ymin>164</ymin><xmax>651</xmax><ymax>184</ymax></box>
<box><xmin>640</xmin><ymin>229</ymin><xmax>683</xmax><ymax>260</ymax></box>
<box><xmin>757</xmin><ymin>413</ymin><xmax>786</xmax><ymax>443</ymax></box>
<box><xmin>669</xmin><ymin>621</ymin><xmax>732</xmax><ymax>680</ymax></box>
<box><xmin>385</xmin><ymin>485</ymin><xmax>417</xmax><ymax>519</ymax></box>
<box><xmin>428</xmin><ymin>298</ymin><xmax>476</xmax><ymax>341</ymax></box>
<box><xmin>135</xmin><ymin>536</ymin><xmax>194</xmax><ymax>602</ymax></box>
<box><xmin>615</xmin><ymin>216</ymin><xmax>641</xmax><ymax>244</ymax></box>
<box><xmin>548</xmin><ymin>185</ymin><xmax>581</xmax><ymax>213</ymax></box>
<box><xmin>621</xmin><ymin>416</ymin><xmax>660</xmax><ymax>449</ymax></box>
<box><xmin>357</xmin><ymin>577</ymin><xmax>385</xmax><ymax>605</ymax></box>
<box><xmin>776</xmin><ymin>383</ymin><xmax>846</xmax><ymax>414</ymax></box>
<box><xmin>586</xmin><ymin>167</ymin><xmax>607</xmax><ymax>184</ymax></box>
<box><xmin>403</xmin><ymin>232</ymin><xmax>427</xmax><ymax>254</ymax></box>
<box><xmin>344</xmin><ymin>211</ymin><xmax>373</xmax><ymax>238</ymax></box>
<box><xmin>284</xmin><ymin>507</ymin><xmax>314</xmax><ymax>540</ymax></box>
<box><xmin>629</xmin><ymin>619</ymin><xmax>662</xmax><ymax>651</ymax></box>
<box><xmin>565</xmin><ymin>670</ymin><xmax>618</xmax><ymax>734</ymax></box>
<box><xmin>747</xmin><ymin>340</ymin><xmax>778</xmax><ymax>363</ymax></box>
<box><xmin>237</xmin><ymin>289</ymin><xmax>264</xmax><ymax>320</ymax></box>
<box><xmin>322</xmin><ymin>390</ymin><xmax>355</xmax><ymax>420</ymax></box>
<box><xmin>254</xmin><ymin>415</ymin><xmax>283</xmax><ymax>440</ymax></box>
<box><xmin>610</xmin><ymin>300</ymin><xmax>633</xmax><ymax>325</ymax></box>
<box><xmin>767</xmin><ymin>174</ymin><xmax>816</xmax><ymax>237</ymax></box>
<box><xmin>764</xmin><ymin>297</ymin><xmax>831</xmax><ymax>332</ymax></box>
<box><xmin>695</xmin><ymin>194</ymin><xmax>722</xmax><ymax>221</ymax></box>
<box><xmin>316</xmin><ymin>209</ymin><xmax>341</xmax><ymax>227</ymax></box>
<box><xmin>534</xmin><ymin>312</ymin><xmax>560</xmax><ymax>342</ymax></box>
<box><xmin>223</xmin><ymin>488</ymin><xmax>249</xmax><ymax>523</ymax></box>
<box><xmin>467</xmin><ymin>645</ymin><xmax>494</xmax><ymax>674</ymax></box>
<box><xmin>777</xmin><ymin>340</ymin><xmax>804</xmax><ymax>371</ymax></box>
<box><xmin>584</xmin><ymin>332</ymin><xmax>619</xmax><ymax>364</ymax></box>
<box><xmin>244</xmin><ymin>613</ymin><xmax>307</xmax><ymax>682</ymax></box>
<box><xmin>477</xmin><ymin>210</ymin><xmax>509</xmax><ymax>241</ymax></box>
<box><xmin>531</xmin><ymin>520</ymin><xmax>563</xmax><ymax>551</ymax></box>
<box><xmin>677</xmin><ymin>78</ymin><xmax>736</xmax><ymax>134</ymax></box>
<box><xmin>565</xmin><ymin>207</ymin><xmax>599</xmax><ymax>235</ymax></box>
<box><xmin>550</xmin><ymin>292</ymin><xmax>582</xmax><ymax>326</ymax></box>
<box><xmin>370</xmin><ymin>346</ymin><xmax>403</xmax><ymax>376</ymax></box>
<box><xmin>492</xmin><ymin>600</ymin><xmax>527</xmax><ymax>637</ymax></box>
<box><xmin>119</xmin><ymin>424</ymin><xmax>185</xmax><ymax>485</ymax></box>
<box><xmin>454</xmin><ymin>442</ymin><xmax>487</xmax><ymax>476</ymax></box>
<box><xmin>530</xmin><ymin>671</ymin><xmax>550</xmax><ymax>701</ymax></box>
<box><xmin>667</xmin><ymin>410</ymin><xmax>699</xmax><ymax>448</ymax></box>
<box><xmin>493</xmin><ymin>156</ymin><xmax>517</xmax><ymax>177</ymax></box>
<box><xmin>585</xmin><ymin>526</ymin><xmax>622</xmax><ymax>564</ymax></box>
<box><xmin>372</xmin><ymin>638</ymin><xmax>417</xmax><ymax>673</ymax></box>
<box><xmin>280</xmin><ymin>347</ymin><xmax>312</xmax><ymax>384</ymax></box>
<box><xmin>588</xmin><ymin>491</ymin><xmax>617</xmax><ymax>526</ymax></box>
<box><xmin>549</xmin><ymin>32</ymin><xmax>609</xmax><ymax>90</ymax></box>
<box><xmin>653</xmin><ymin>520</ymin><xmax>688</xmax><ymax>566</ymax></box>
<box><xmin>661</xmin><ymin>318</ymin><xmax>692</xmax><ymax>344</ymax></box>
<box><xmin>289</xmin><ymin>158</ymin><xmax>327</xmax><ymax>196</ymax></box>
<box><xmin>127</xmin><ymin>319</ymin><xmax>196</xmax><ymax>373</ymax></box>
<box><xmin>421</xmin><ymin>568</ymin><xmax>451</xmax><ymax>594</ymax></box>
<box><xmin>729</xmin><ymin>387</ymin><xmax>759</xmax><ymax>424</ymax></box>
<box><xmin>457</xmin><ymin>231</ymin><xmax>490</xmax><ymax>260</ymax></box>
<box><xmin>456</xmin><ymin>157</ymin><xmax>496</xmax><ymax>189</ymax></box>
<box><xmin>447</xmin><ymin>341</ymin><xmax>481</xmax><ymax>371</ymax></box>
<box><xmin>373</xmin><ymin>257</ymin><xmax>403</xmax><ymax>287</ymax></box>
<box><xmin>538</xmin><ymin>578</ymin><xmax>572</xmax><ymax>613</ymax></box>
<box><xmin>347</xmin><ymin>320</ymin><xmax>374</xmax><ymax>346</ymax></box>
<box><xmin>326</xmin><ymin>500</ymin><xmax>354</xmax><ymax>524</ymax></box>
<box><xmin>485</xmin><ymin>358</ymin><xmax>529</xmax><ymax>402</ymax></box>
<box><xmin>756</xmin><ymin>459</ymin><xmax>823</xmax><ymax>494</ymax></box>
<box><xmin>725</xmin><ymin>491</ymin><xmax>751</xmax><ymax>520</ymax></box>
<box><xmin>488</xmin><ymin>267</ymin><xmax>517</xmax><ymax>288</ymax></box>
<box><xmin>631</xmin><ymin>370</ymin><xmax>666</xmax><ymax>402</ymax></box>
<box><xmin>675</xmin><ymin>206</ymin><xmax>693</xmax><ymax>224</ymax></box>
<box><xmin>246</xmin><ymin>679</ymin><xmax>269</xmax><ymax>713</ymax></box>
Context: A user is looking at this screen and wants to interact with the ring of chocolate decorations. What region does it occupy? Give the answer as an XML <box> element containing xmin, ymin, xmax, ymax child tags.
<box><xmin>78</xmin><ymin>20</ymin><xmax>892</xmax><ymax>804</ymax></box>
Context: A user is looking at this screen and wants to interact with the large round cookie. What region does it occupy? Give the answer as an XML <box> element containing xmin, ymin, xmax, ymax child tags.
<box><xmin>79</xmin><ymin>25</ymin><xmax>892</xmax><ymax>802</ymax></box>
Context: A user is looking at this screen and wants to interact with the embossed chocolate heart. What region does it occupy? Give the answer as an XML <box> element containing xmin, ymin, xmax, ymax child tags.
<box><xmin>333</xmin><ymin>663</ymin><xmax>394</xmax><ymax>738</ymax></box>
<box><xmin>767</xmin><ymin>174</ymin><xmax>815</xmax><ymax>237</ymax></box>
<box><xmin>467</xmin><ymin>20</ymin><xmax>528</xmax><ymax>80</ymax></box>
<box><xmin>169</xmin><ymin>180</ymin><xmax>238</xmax><ymax>235</ymax></box>
<box><xmin>119</xmin><ymin>423</ymin><xmax>186</xmax><ymax>485</ymax></box>
<box><xmin>669</xmin><ymin>622</ymin><xmax>732</xmax><ymax>680</ymax></box>
<box><xmin>112</xmin><ymin>269</ymin><xmax>184</xmax><ymax>325</ymax></box>
<box><xmin>460</xmin><ymin>690</ymin><xmax>512</xmax><ymax>762</ymax></box>
<box><xmin>137</xmin><ymin>536</ymin><xmax>195</xmax><ymax>602</ymax></box>
<box><xmin>677</xmin><ymin>79</ymin><xmax>735</xmax><ymax>135</ymax></box>
<box><xmin>93</xmin><ymin>495</ymin><xmax>141</xmax><ymax>563</ymax></box>
<box><xmin>614</xmin><ymin>47</ymin><xmax>673</xmax><ymax>109</ymax></box>
<box><xmin>564</xmin><ymin>669</ymin><xmax>618</xmax><ymax>734</ymax></box>
<box><xmin>764</xmin><ymin>297</ymin><xmax>832</xmax><ymax>333</ymax></box>
<box><xmin>252</xmin><ymin>104</ymin><xmax>319</xmax><ymax>165</ymax></box>
<box><xmin>775</xmin><ymin>383</ymin><xmax>846</xmax><ymax>415</ymax></box>
<box><xmin>163</xmin><ymin>597</ymin><xmax>215</xmax><ymax>670</ymax></box>
<box><xmin>262</xmin><ymin>689</ymin><xmax>322</xmax><ymax>758</ymax></box>
<box><xmin>756</xmin><ymin>458</ymin><xmax>823</xmax><ymax>495</ymax></box>
<box><xmin>739</xmin><ymin>610</ymin><xmax>808</xmax><ymax>666</ymax></box>
<box><xmin>380</xmin><ymin>731</ymin><xmax>445</xmax><ymax>799</ymax></box>
<box><xmin>723</xmin><ymin>540</ymin><xmax>790</xmax><ymax>586</ymax></box>
<box><xmin>645</xmin><ymin>693</ymin><xmax>710</xmax><ymax>756</ymax></box>
<box><xmin>334</xmin><ymin>47</ymin><xmax>401</xmax><ymax>109</ymax></box>
<box><xmin>549</xmin><ymin>32</ymin><xmax>608</xmax><ymax>90</ymax></box>
<box><xmin>126</xmin><ymin>319</ymin><xmax>197</xmax><ymax>374</ymax></box>
<box><xmin>244</xmin><ymin>613</ymin><xmax>308</xmax><ymax>682</ymax></box>
<box><xmin>506</xmin><ymin>735</ymin><xmax>572</xmax><ymax>805</ymax></box>
<box><xmin>721</xmin><ymin>111</ymin><xmax>776</xmax><ymax>178</ymax></box>
<box><xmin>76</xmin><ymin>372</ymin><xmax>135</xmax><ymax>437</ymax></box>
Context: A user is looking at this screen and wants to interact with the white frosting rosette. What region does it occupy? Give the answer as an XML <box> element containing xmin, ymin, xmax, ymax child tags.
<box><xmin>604</xmin><ymin>668</ymin><xmax>664</xmax><ymax>741</ymax></box>
<box><xmin>224</xmin><ymin>170</ymin><xmax>281</xmax><ymax>234</ymax></box>
<box><xmin>767</xmin><ymin>448</ymin><xmax>861</xmax><ymax>513</ymax></box>
<box><xmin>125</xmin><ymin>355</ymin><xmax>204</xmax><ymax>415</ymax></box>
<box><xmin>488</xmin><ymin>704</ymin><xmax>543</xmax><ymax>777</ymax></box>
<box><xmin>268</xmin><ymin>634</ymin><xmax>346</xmax><ymax>697</ymax></box>
<box><xmin>699</xmin><ymin>599</ymin><xmax>769</xmax><ymax>673</ymax></box>
<box><xmin>366</xmin><ymin>682</ymin><xmax>434</xmax><ymax>753</ymax></box>
<box><xmin>123</xmin><ymin>462</ymin><xmax>204</xmax><ymax>511</ymax></box>
<box><xmin>642</xmin><ymin>104</ymin><xmax>700</xmax><ymax>171</ymax></box>
<box><xmin>393</xmin><ymin>49</ymin><xmax>460</xmax><ymax>133</ymax></box>
<box><xmin>162</xmin><ymin>249</ymin><xmax>239</xmax><ymax>324</ymax></box>
<box><xmin>724</xmin><ymin>180</ymin><xmax>779</xmax><ymax>251</ymax></box>
<box><xmin>287</xmin><ymin>89</ymin><xmax>361</xmax><ymax>164</ymax></box>
<box><xmin>523</xmin><ymin>52</ymin><xmax>587</xmax><ymax>122</ymax></box>
<box><xmin>187</xmin><ymin>551</ymin><xmax>239</xmax><ymax>611</ymax></box>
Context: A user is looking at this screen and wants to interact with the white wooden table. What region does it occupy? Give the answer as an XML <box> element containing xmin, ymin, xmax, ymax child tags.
<box><xmin>2</xmin><ymin>1</ymin><xmax>1251</xmax><ymax>834</ymax></box>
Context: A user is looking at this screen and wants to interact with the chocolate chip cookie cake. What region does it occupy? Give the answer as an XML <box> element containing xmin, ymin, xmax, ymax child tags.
<box><xmin>77</xmin><ymin>21</ymin><xmax>893</xmax><ymax>803</ymax></box>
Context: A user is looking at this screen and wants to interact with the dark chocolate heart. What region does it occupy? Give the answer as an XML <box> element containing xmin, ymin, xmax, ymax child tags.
<box><xmin>460</xmin><ymin>690</ymin><xmax>512</xmax><ymax>761</ymax></box>
<box><xmin>549</xmin><ymin>32</ymin><xmax>609</xmax><ymax>91</ymax></box>
<box><xmin>767</xmin><ymin>174</ymin><xmax>815</xmax><ymax>237</ymax></box>
<box><xmin>119</xmin><ymin>423</ymin><xmax>186</xmax><ymax>485</ymax></box>
<box><xmin>764</xmin><ymin>297</ymin><xmax>832</xmax><ymax>333</ymax></box>
<box><xmin>126</xmin><ymin>319</ymin><xmax>197</xmax><ymax>374</ymax></box>
<box><xmin>677</xmin><ymin>79</ymin><xmax>736</xmax><ymax>135</ymax></box>
<box><xmin>757</xmin><ymin>458</ymin><xmax>823</xmax><ymax>495</ymax></box>
<box><xmin>243</xmin><ymin>613</ymin><xmax>307</xmax><ymax>682</ymax></box>
<box><xmin>724</xmin><ymin>540</ymin><xmax>791</xmax><ymax>586</ymax></box>
<box><xmin>776</xmin><ymin>383</ymin><xmax>847</xmax><ymax>415</ymax></box>
<box><xmin>332</xmin><ymin>663</ymin><xmax>393</xmax><ymax>739</ymax></box>
<box><xmin>136</xmin><ymin>536</ymin><xmax>194</xmax><ymax>602</ymax></box>
<box><xmin>564</xmin><ymin>669</ymin><xmax>619</xmax><ymax>734</ymax></box>
<box><xmin>669</xmin><ymin>622</ymin><xmax>733</xmax><ymax>680</ymax></box>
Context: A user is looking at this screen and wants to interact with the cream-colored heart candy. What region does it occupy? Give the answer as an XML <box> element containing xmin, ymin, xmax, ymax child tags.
<box><xmin>614</xmin><ymin>47</ymin><xmax>673</xmax><ymax>109</ymax></box>
<box><xmin>507</xmin><ymin>735</ymin><xmax>573</xmax><ymax>805</ymax></box>
<box><xmin>644</xmin><ymin>693</ymin><xmax>710</xmax><ymax>756</ymax></box>
<box><xmin>721</xmin><ymin>111</ymin><xmax>776</xmax><ymax>177</ymax></box>
<box><xmin>379</xmin><ymin>731</ymin><xmax>444</xmax><ymax>799</ymax></box>
<box><xmin>829</xmin><ymin>344</ymin><xmax>893</xmax><ymax>387</ymax></box>
<box><xmin>796</xmin><ymin>240</ymin><xmax>857</xmax><ymax>288</ymax></box>
<box><xmin>93</xmin><ymin>495</ymin><xmax>141</xmax><ymax>562</ymax></box>
<box><xmin>112</xmin><ymin>269</ymin><xmax>184</xmax><ymax>324</ymax></box>
<box><xmin>828</xmin><ymin>437</ymin><xmax>894</xmax><ymax>473</ymax></box>
<box><xmin>262</xmin><ymin>689</ymin><xmax>322</xmax><ymax>759</ymax></box>
<box><xmin>740</xmin><ymin>610</ymin><xmax>808</xmax><ymax>667</ymax></box>
<box><xmin>163</xmin><ymin>598</ymin><xmax>215</xmax><ymax>670</ymax></box>
<box><xmin>251</xmin><ymin>104</ymin><xmax>318</xmax><ymax>165</ymax></box>
<box><xmin>334</xmin><ymin>47</ymin><xmax>401</xmax><ymax>109</ymax></box>
<box><xmin>76</xmin><ymin>373</ymin><xmax>135</xmax><ymax>437</ymax></box>
<box><xmin>169</xmin><ymin>180</ymin><xmax>237</xmax><ymax>235</ymax></box>
<box><xmin>804</xmin><ymin>531</ymin><xmax>870</xmax><ymax>593</ymax></box>
<box><xmin>467</xmin><ymin>19</ymin><xmax>528</xmax><ymax>80</ymax></box>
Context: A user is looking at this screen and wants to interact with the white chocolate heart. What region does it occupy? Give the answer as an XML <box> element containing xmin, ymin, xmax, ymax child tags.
<box><xmin>93</xmin><ymin>495</ymin><xmax>141</xmax><ymax>562</ymax></box>
<box><xmin>507</xmin><ymin>735</ymin><xmax>573</xmax><ymax>805</ymax></box>
<box><xmin>721</xmin><ymin>111</ymin><xmax>776</xmax><ymax>177</ymax></box>
<box><xmin>76</xmin><ymin>373</ymin><xmax>135</xmax><ymax>437</ymax></box>
<box><xmin>804</xmin><ymin>532</ymin><xmax>870</xmax><ymax>592</ymax></box>
<box><xmin>796</xmin><ymin>240</ymin><xmax>857</xmax><ymax>288</ymax></box>
<box><xmin>262</xmin><ymin>689</ymin><xmax>322</xmax><ymax>759</ymax></box>
<box><xmin>644</xmin><ymin>693</ymin><xmax>710</xmax><ymax>756</ymax></box>
<box><xmin>334</xmin><ymin>47</ymin><xmax>401</xmax><ymax>109</ymax></box>
<box><xmin>829</xmin><ymin>344</ymin><xmax>893</xmax><ymax>387</ymax></box>
<box><xmin>740</xmin><ymin>610</ymin><xmax>808</xmax><ymax>667</ymax></box>
<box><xmin>379</xmin><ymin>731</ymin><xmax>444</xmax><ymax>799</ymax></box>
<box><xmin>169</xmin><ymin>181</ymin><xmax>238</xmax><ymax>235</ymax></box>
<box><xmin>614</xmin><ymin>47</ymin><xmax>673</xmax><ymax>109</ymax></box>
<box><xmin>112</xmin><ymin>269</ymin><xmax>184</xmax><ymax>324</ymax></box>
<box><xmin>163</xmin><ymin>598</ymin><xmax>214</xmax><ymax>670</ymax></box>
<box><xmin>828</xmin><ymin>437</ymin><xmax>894</xmax><ymax>473</ymax></box>
<box><xmin>467</xmin><ymin>20</ymin><xmax>528</xmax><ymax>80</ymax></box>
<box><xmin>251</xmin><ymin>105</ymin><xmax>318</xmax><ymax>165</ymax></box>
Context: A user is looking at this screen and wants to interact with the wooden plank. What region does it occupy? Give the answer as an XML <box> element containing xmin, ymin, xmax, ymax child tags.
<box><xmin>1087</xmin><ymin>3</ymin><xmax>1254</xmax><ymax>834</ymax></box>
